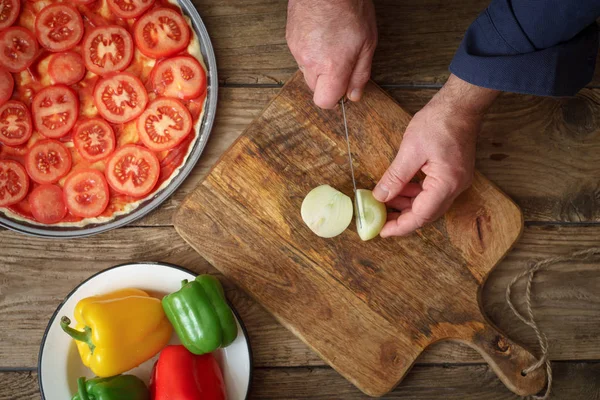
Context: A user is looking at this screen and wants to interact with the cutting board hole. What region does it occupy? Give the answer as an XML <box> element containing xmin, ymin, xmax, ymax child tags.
<box><xmin>521</xmin><ymin>370</ymin><xmax>527</xmax><ymax>377</ymax></box>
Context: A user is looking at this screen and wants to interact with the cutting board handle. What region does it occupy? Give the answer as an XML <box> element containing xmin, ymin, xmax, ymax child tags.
<box><xmin>467</xmin><ymin>321</ymin><xmax>547</xmax><ymax>396</ymax></box>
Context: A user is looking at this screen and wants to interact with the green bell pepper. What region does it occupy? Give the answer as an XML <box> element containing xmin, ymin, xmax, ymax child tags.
<box><xmin>162</xmin><ymin>274</ymin><xmax>238</xmax><ymax>355</ymax></box>
<box><xmin>72</xmin><ymin>375</ymin><xmax>149</xmax><ymax>400</ymax></box>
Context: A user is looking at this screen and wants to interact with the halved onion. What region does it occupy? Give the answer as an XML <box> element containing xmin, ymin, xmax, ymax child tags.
<box><xmin>355</xmin><ymin>189</ymin><xmax>387</xmax><ymax>241</ymax></box>
<box><xmin>301</xmin><ymin>185</ymin><xmax>353</xmax><ymax>238</ymax></box>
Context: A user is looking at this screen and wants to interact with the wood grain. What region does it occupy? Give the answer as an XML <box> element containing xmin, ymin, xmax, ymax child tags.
<box><xmin>1</xmin><ymin>226</ymin><xmax>600</xmax><ymax>369</ymax></box>
<box><xmin>250</xmin><ymin>363</ymin><xmax>600</xmax><ymax>399</ymax></box>
<box><xmin>3</xmin><ymin>362</ymin><xmax>600</xmax><ymax>400</ymax></box>
<box><xmin>134</xmin><ymin>87</ymin><xmax>600</xmax><ymax>226</ymax></box>
<box><xmin>0</xmin><ymin>371</ymin><xmax>39</xmax><ymax>400</ymax></box>
<box><xmin>196</xmin><ymin>0</ymin><xmax>600</xmax><ymax>86</ymax></box>
<box><xmin>174</xmin><ymin>72</ymin><xmax>547</xmax><ymax>396</ymax></box>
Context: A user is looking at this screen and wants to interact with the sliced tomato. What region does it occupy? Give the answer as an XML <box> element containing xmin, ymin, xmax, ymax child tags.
<box><xmin>63</xmin><ymin>168</ymin><xmax>109</xmax><ymax>217</ymax></box>
<box><xmin>107</xmin><ymin>0</ymin><xmax>154</xmax><ymax>19</ymax></box>
<box><xmin>134</xmin><ymin>8</ymin><xmax>190</xmax><ymax>59</ymax></box>
<box><xmin>48</xmin><ymin>52</ymin><xmax>86</xmax><ymax>85</ymax></box>
<box><xmin>105</xmin><ymin>144</ymin><xmax>159</xmax><ymax>197</ymax></box>
<box><xmin>0</xmin><ymin>159</ymin><xmax>29</xmax><ymax>206</ymax></box>
<box><xmin>25</xmin><ymin>139</ymin><xmax>72</xmax><ymax>184</ymax></box>
<box><xmin>0</xmin><ymin>27</ymin><xmax>39</xmax><ymax>73</ymax></box>
<box><xmin>0</xmin><ymin>68</ymin><xmax>14</xmax><ymax>106</ymax></box>
<box><xmin>137</xmin><ymin>98</ymin><xmax>192</xmax><ymax>152</ymax></box>
<box><xmin>0</xmin><ymin>0</ymin><xmax>19</xmax><ymax>30</ymax></box>
<box><xmin>35</xmin><ymin>4</ymin><xmax>83</xmax><ymax>52</ymax></box>
<box><xmin>0</xmin><ymin>101</ymin><xmax>32</xmax><ymax>146</ymax></box>
<box><xmin>29</xmin><ymin>184</ymin><xmax>67</xmax><ymax>223</ymax></box>
<box><xmin>82</xmin><ymin>26</ymin><xmax>133</xmax><ymax>76</ymax></box>
<box><xmin>94</xmin><ymin>72</ymin><xmax>148</xmax><ymax>124</ymax></box>
<box><xmin>73</xmin><ymin>118</ymin><xmax>116</xmax><ymax>162</ymax></box>
<box><xmin>0</xmin><ymin>142</ymin><xmax>27</xmax><ymax>157</ymax></box>
<box><xmin>151</xmin><ymin>56</ymin><xmax>206</xmax><ymax>100</ymax></box>
<box><xmin>73</xmin><ymin>0</ymin><xmax>96</xmax><ymax>4</ymax></box>
<box><xmin>32</xmin><ymin>85</ymin><xmax>79</xmax><ymax>139</ymax></box>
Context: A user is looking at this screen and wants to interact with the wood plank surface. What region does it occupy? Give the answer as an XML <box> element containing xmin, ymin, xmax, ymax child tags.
<box><xmin>3</xmin><ymin>362</ymin><xmax>600</xmax><ymax>400</ymax></box>
<box><xmin>197</xmin><ymin>0</ymin><xmax>600</xmax><ymax>87</ymax></box>
<box><xmin>0</xmin><ymin>371</ymin><xmax>39</xmax><ymax>400</ymax></box>
<box><xmin>250</xmin><ymin>363</ymin><xmax>600</xmax><ymax>399</ymax></box>
<box><xmin>2</xmin><ymin>226</ymin><xmax>600</xmax><ymax>369</ymax></box>
<box><xmin>135</xmin><ymin>87</ymin><xmax>600</xmax><ymax>226</ymax></box>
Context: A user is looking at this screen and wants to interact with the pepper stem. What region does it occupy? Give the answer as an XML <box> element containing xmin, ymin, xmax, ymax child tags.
<box><xmin>181</xmin><ymin>279</ymin><xmax>189</xmax><ymax>287</ymax></box>
<box><xmin>77</xmin><ymin>377</ymin><xmax>91</xmax><ymax>400</ymax></box>
<box><xmin>60</xmin><ymin>316</ymin><xmax>95</xmax><ymax>353</ymax></box>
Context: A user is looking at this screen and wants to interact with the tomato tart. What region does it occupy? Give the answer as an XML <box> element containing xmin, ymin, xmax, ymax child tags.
<box><xmin>0</xmin><ymin>0</ymin><xmax>209</xmax><ymax>228</ymax></box>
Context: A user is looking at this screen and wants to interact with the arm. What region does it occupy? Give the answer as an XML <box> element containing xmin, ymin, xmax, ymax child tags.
<box><xmin>450</xmin><ymin>0</ymin><xmax>600</xmax><ymax>96</ymax></box>
<box><xmin>286</xmin><ymin>0</ymin><xmax>377</xmax><ymax>108</ymax></box>
<box><xmin>375</xmin><ymin>0</ymin><xmax>600</xmax><ymax>237</ymax></box>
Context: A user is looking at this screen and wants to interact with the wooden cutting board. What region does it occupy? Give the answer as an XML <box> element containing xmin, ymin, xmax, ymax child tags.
<box><xmin>174</xmin><ymin>71</ymin><xmax>546</xmax><ymax>397</ymax></box>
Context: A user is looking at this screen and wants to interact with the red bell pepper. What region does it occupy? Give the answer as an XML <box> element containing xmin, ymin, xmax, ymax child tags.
<box><xmin>150</xmin><ymin>345</ymin><xmax>226</xmax><ymax>400</ymax></box>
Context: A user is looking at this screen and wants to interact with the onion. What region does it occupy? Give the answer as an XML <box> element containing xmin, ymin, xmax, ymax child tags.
<box><xmin>355</xmin><ymin>189</ymin><xmax>387</xmax><ymax>241</ymax></box>
<box><xmin>301</xmin><ymin>185</ymin><xmax>353</xmax><ymax>238</ymax></box>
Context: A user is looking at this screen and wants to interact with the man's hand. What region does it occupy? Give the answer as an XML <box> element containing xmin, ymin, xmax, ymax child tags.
<box><xmin>373</xmin><ymin>74</ymin><xmax>500</xmax><ymax>237</ymax></box>
<box><xmin>286</xmin><ymin>0</ymin><xmax>377</xmax><ymax>108</ymax></box>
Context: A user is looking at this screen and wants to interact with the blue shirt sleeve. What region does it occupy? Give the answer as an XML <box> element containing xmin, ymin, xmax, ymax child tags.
<box><xmin>449</xmin><ymin>0</ymin><xmax>600</xmax><ymax>96</ymax></box>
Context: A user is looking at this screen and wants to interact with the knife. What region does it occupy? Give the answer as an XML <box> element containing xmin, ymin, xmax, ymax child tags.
<box><xmin>340</xmin><ymin>99</ymin><xmax>364</xmax><ymax>229</ymax></box>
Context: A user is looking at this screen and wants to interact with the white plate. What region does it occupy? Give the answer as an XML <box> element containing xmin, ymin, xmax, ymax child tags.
<box><xmin>38</xmin><ymin>262</ymin><xmax>252</xmax><ymax>399</ymax></box>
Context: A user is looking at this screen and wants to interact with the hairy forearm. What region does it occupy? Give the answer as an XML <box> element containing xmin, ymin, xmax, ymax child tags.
<box><xmin>437</xmin><ymin>74</ymin><xmax>500</xmax><ymax>118</ymax></box>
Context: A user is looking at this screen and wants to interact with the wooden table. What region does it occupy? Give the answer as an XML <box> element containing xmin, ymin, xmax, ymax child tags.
<box><xmin>2</xmin><ymin>1</ymin><xmax>600</xmax><ymax>398</ymax></box>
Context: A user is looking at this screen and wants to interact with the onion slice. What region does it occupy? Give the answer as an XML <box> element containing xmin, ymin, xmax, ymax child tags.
<box><xmin>301</xmin><ymin>185</ymin><xmax>353</xmax><ymax>238</ymax></box>
<box><xmin>355</xmin><ymin>189</ymin><xmax>387</xmax><ymax>241</ymax></box>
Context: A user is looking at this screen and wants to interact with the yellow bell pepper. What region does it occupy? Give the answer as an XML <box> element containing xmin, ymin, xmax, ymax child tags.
<box><xmin>60</xmin><ymin>288</ymin><xmax>172</xmax><ymax>377</ymax></box>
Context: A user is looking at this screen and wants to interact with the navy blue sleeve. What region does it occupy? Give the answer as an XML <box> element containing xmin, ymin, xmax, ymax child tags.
<box><xmin>449</xmin><ymin>0</ymin><xmax>600</xmax><ymax>96</ymax></box>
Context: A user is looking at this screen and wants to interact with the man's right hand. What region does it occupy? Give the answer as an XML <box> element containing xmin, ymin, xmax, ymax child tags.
<box><xmin>286</xmin><ymin>0</ymin><xmax>377</xmax><ymax>109</ymax></box>
<box><xmin>373</xmin><ymin>74</ymin><xmax>500</xmax><ymax>237</ymax></box>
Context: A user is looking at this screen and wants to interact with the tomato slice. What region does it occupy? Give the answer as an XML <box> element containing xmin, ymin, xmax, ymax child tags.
<box><xmin>82</xmin><ymin>26</ymin><xmax>133</xmax><ymax>76</ymax></box>
<box><xmin>0</xmin><ymin>159</ymin><xmax>29</xmax><ymax>207</ymax></box>
<box><xmin>137</xmin><ymin>98</ymin><xmax>193</xmax><ymax>152</ymax></box>
<box><xmin>0</xmin><ymin>0</ymin><xmax>19</xmax><ymax>30</ymax></box>
<box><xmin>35</xmin><ymin>4</ymin><xmax>84</xmax><ymax>52</ymax></box>
<box><xmin>32</xmin><ymin>85</ymin><xmax>79</xmax><ymax>139</ymax></box>
<box><xmin>29</xmin><ymin>184</ymin><xmax>67</xmax><ymax>223</ymax></box>
<box><xmin>151</xmin><ymin>56</ymin><xmax>206</xmax><ymax>100</ymax></box>
<box><xmin>0</xmin><ymin>27</ymin><xmax>39</xmax><ymax>73</ymax></box>
<box><xmin>73</xmin><ymin>118</ymin><xmax>116</xmax><ymax>162</ymax></box>
<box><xmin>48</xmin><ymin>52</ymin><xmax>86</xmax><ymax>86</ymax></box>
<box><xmin>107</xmin><ymin>0</ymin><xmax>154</xmax><ymax>19</ymax></box>
<box><xmin>134</xmin><ymin>8</ymin><xmax>190</xmax><ymax>59</ymax></box>
<box><xmin>25</xmin><ymin>139</ymin><xmax>72</xmax><ymax>184</ymax></box>
<box><xmin>0</xmin><ymin>101</ymin><xmax>32</xmax><ymax>146</ymax></box>
<box><xmin>105</xmin><ymin>144</ymin><xmax>159</xmax><ymax>197</ymax></box>
<box><xmin>63</xmin><ymin>168</ymin><xmax>109</xmax><ymax>217</ymax></box>
<box><xmin>0</xmin><ymin>68</ymin><xmax>14</xmax><ymax>106</ymax></box>
<box><xmin>94</xmin><ymin>72</ymin><xmax>148</xmax><ymax>124</ymax></box>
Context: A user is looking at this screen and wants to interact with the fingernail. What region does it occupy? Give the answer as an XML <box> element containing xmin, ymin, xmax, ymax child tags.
<box><xmin>348</xmin><ymin>88</ymin><xmax>362</xmax><ymax>102</ymax></box>
<box><xmin>373</xmin><ymin>183</ymin><xmax>389</xmax><ymax>202</ymax></box>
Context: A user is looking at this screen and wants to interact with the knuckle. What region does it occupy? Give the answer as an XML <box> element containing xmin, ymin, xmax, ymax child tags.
<box><xmin>351</xmin><ymin>69</ymin><xmax>371</xmax><ymax>85</ymax></box>
<box><xmin>413</xmin><ymin>213</ymin><xmax>432</xmax><ymax>228</ymax></box>
<box><xmin>298</xmin><ymin>53</ymin><xmax>316</xmax><ymax>69</ymax></box>
<box><xmin>319</xmin><ymin>58</ymin><xmax>337</xmax><ymax>75</ymax></box>
<box><xmin>364</xmin><ymin>38</ymin><xmax>378</xmax><ymax>54</ymax></box>
<box><xmin>385</xmin><ymin>167</ymin><xmax>408</xmax><ymax>187</ymax></box>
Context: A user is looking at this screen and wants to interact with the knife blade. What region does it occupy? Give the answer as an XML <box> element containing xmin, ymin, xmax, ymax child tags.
<box><xmin>340</xmin><ymin>99</ymin><xmax>363</xmax><ymax>229</ymax></box>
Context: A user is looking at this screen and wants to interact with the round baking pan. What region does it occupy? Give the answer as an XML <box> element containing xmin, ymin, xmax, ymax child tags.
<box><xmin>0</xmin><ymin>0</ymin><xmax>218</xmax><ymax>238</ymax></box>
